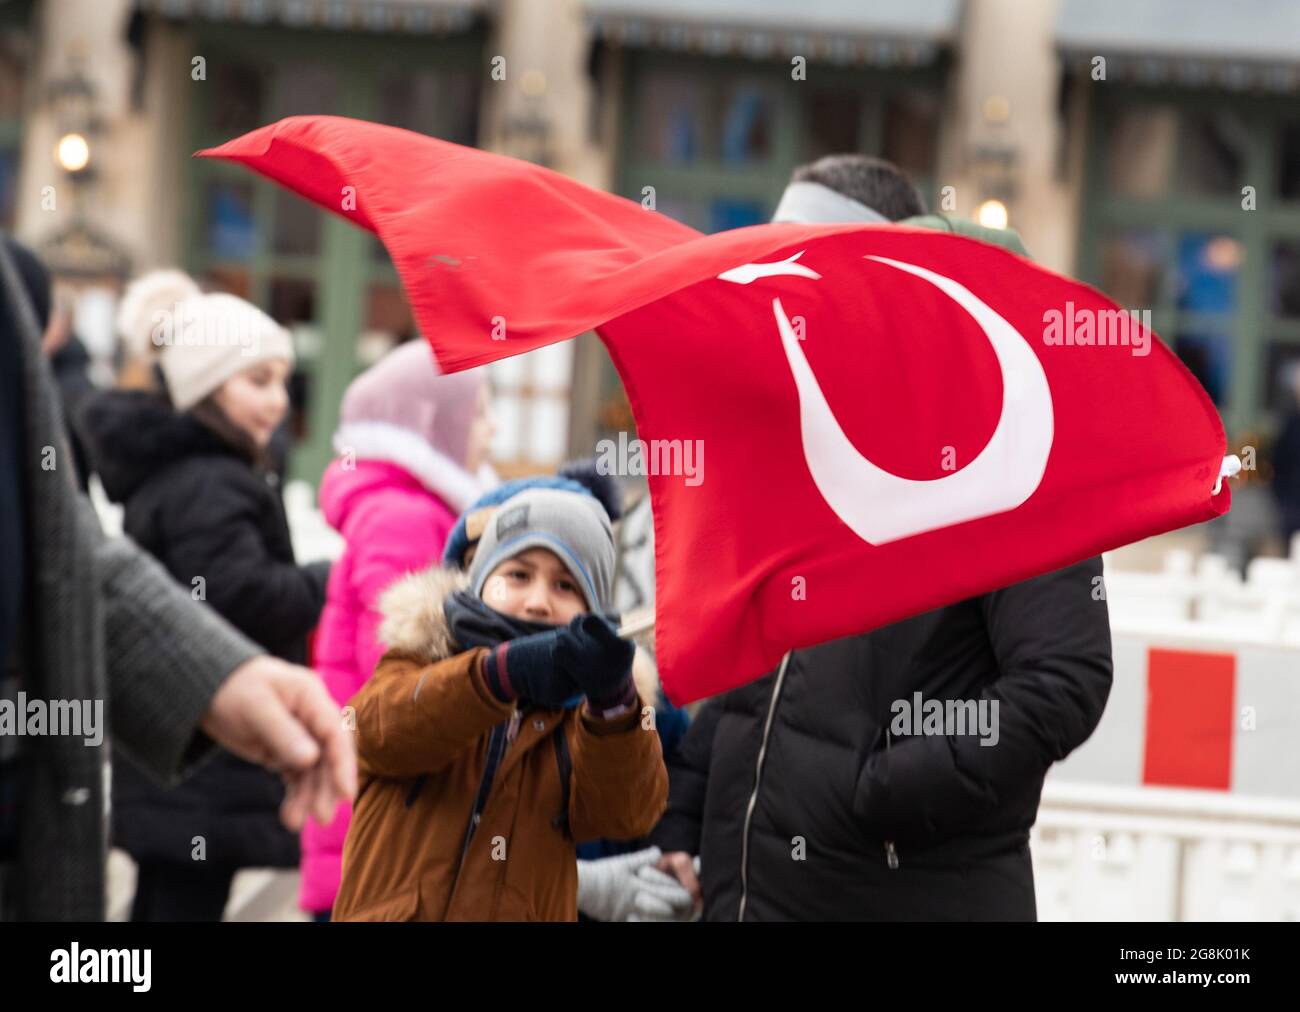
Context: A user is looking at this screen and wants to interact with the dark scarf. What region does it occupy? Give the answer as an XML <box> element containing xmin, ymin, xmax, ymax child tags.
<box><xmin>443</xmin><ymin>590</ymin><xmax>583</xmax><ymax>709</ymax></box>
<box><xmin>444</xmin><ymin>589</ymin><xmax>558</xmax><ymax>650</ymax></box>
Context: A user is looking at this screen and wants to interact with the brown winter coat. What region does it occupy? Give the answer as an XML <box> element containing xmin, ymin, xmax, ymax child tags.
<box><xmin>332</xmin><ymin>567</ymin><xmax>668</xmax><ymax>921</ymax></box>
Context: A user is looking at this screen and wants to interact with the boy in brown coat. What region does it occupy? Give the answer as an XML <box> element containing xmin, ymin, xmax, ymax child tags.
<box><xmin>334</xmin><ymin>487</ymin><xmax>668</xmax><ymax>920</ymax></box>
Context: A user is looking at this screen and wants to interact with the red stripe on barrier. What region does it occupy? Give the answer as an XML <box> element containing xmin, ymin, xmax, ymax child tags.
<box><xmin>1142</xmin><ymin>648</ymin><xmax>1235</xmax><ymax>790</ymax></box>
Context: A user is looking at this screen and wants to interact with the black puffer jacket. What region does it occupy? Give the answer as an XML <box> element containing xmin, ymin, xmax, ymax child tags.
<box><xmin>80</xmin><ymin>390</ymin><xmax>329</xmax><ymax>868</ymax></box>
<box><xmin>651</xmin><ymin>558</ymin><xmax>1112</xmax><ymax>921</ymax></box>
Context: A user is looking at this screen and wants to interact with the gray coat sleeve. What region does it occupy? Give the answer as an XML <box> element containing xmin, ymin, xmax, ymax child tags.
<box><xmin>85</xmin><ymin>497</ymin><xmax>262</xmax><ymax>784</ymax></box>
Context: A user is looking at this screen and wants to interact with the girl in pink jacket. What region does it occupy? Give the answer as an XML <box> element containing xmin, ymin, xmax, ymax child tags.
<box><xmin>301</xmin><ymin>340</ymin><xmax>494</xmax><ymax>918</ymax></box>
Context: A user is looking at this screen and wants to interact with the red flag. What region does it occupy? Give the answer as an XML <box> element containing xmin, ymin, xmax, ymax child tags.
<box><xmin>200</xmin><ymin>117</ymin><xmax>1230</xmax><ymax>704</ymax></box>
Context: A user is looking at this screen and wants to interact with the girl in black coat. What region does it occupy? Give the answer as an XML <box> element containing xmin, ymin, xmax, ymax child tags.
<box><xmin>81</xmin><ymin>281</ymin><xmax>329</xmax><ymax>921</ymax></box>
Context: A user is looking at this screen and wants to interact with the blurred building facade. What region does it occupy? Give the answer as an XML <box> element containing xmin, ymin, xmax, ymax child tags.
<box><xmin>5</xmin><ymin>0</ymin><xmax>1299</xmax><ymax>482</ymax></box>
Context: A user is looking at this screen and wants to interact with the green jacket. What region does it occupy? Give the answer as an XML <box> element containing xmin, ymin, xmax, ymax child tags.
<box><xmin>901</xmin><ymin>214</ymin><xmax>1030</xmax><ymax>258</ymax></box>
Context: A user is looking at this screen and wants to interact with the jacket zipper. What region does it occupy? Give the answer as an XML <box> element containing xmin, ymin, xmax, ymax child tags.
<box><xmin>448</xmin><ymin>714</ymin><xmax>512</xmax><ymax>911</ymax></box>
<box><xmin>883</xmin><ymin>728</ymin><xmax>899</xmax><ymax>870</ymax></box>
<box><xmin>737</xmin><ymin>651</ymin><xmax>792</xmax><ymax>922</ymax></box>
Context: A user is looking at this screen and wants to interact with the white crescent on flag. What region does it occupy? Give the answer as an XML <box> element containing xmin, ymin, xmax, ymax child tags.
<box><xmin>721</xmin><ymin>253</ymin><xmax>1055</xmax><ymax>545</ymax></box>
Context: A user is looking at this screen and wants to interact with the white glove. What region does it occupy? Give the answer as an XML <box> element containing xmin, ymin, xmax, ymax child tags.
<box><xmin>576</xmin><ymin>847</ymin><xmax>693</xmax><ymax>922</ymax></box>
<box><xmin>626</xmin><ymin>864</ymin><xmax>697</xmax><ymax>922</ymax></box>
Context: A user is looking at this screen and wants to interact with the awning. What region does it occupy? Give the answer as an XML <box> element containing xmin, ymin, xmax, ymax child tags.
<box><xmin>1056</xmin><ymin>0</ymin><xmax>1300</xmax><ymax>91</ymax></box>
<box><xmin>586</xmin><ymin>0</ymin><xmax>964</xmax><ymax>68</ymax></box>
<box><xmin>135</xmin><ymin>0</ymin><xmax>485</xmax><ymax>35</ymax></box>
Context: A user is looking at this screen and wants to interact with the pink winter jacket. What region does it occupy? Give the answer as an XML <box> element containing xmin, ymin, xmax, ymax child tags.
<box><xmin>299</xmin><ymin>458</ymin><xmax>460</xmax><ymax>914</ymax></box>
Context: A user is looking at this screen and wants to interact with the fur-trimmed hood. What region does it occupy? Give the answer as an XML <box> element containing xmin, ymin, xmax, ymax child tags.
<box><xmin>377</xmin><ymin>564</ymin><xmax>661</xmax><ymax>704</ymax></box>
<box><xmin>377</xmin><ymin>565</ymin><xmax>469</xmax><ymax>663</ymax></box>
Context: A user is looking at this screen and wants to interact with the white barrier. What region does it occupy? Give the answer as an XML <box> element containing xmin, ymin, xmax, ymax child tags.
<box><xmin>1050</xmin><ymin>630</ymin><xmax>1300</xmax><ymax>800</ymax></box>
<box><xmin>1103</xmin><ymin>541</ymin><xmax>1300</xmax><ymax>644</ymax></box>
<box><xmin>88</xmin><ymin>475</ymin><xmax>123</xmax><ymax>538</ymax></box>
<box><xmin>1033</xmin><ymin>782</ymin><xmax>1300</xmax><ymax>921</ymax></box>
<box><xmin>283</xmin><ymin>480</ymin><xmax>345</xmax><ymax>562</ymax></box>
<box><xmin>1043</xmin><ymin>548</ymin><xmax>1300</xmax><ymax>919</ymax></box>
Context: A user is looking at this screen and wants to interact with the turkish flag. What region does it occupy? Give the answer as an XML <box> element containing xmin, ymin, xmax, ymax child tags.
<box><xmin>200</xmin><ymin>117</ymin><xmax>1230</xmax><ymax>704</ymax></box>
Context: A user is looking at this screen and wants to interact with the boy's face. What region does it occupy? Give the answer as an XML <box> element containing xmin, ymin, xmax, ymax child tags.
<box><xmin>481</xmin><ymin>547</ymin><xmax>588</xmax><ymax>625</ymax></box>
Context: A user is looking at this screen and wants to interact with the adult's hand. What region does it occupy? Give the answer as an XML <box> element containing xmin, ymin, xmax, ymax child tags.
<box><xmin>657</xmin><ymin>850</ymin><xmax>702</xmax><ymax>911</ymax></box>
<box><xmin>198</xmin><ymin>655</ymin><xmax>357</xmax><ymax>830</ymax></box>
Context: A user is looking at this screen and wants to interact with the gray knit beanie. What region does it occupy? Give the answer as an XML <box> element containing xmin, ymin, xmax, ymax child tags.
<box><xmin>468</xmin><ymin>487</ymin><xmax>614</xmax><ymax>611</ymax></box>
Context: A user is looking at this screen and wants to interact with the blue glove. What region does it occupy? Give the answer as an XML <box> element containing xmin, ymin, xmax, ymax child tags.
<box><xmin>481</xmin><ymin>615</ymin><xmax>633</xmax><ymax>709</ymax></box>
<box><xmin>481</xmin><ymin>627</ymin><xmax>579</xmax><ymax>707</ymax></box>
<box><xmin>558</xmin><ymin>614</ymin><xmax>635</xmax><ymax>709</ymax></box>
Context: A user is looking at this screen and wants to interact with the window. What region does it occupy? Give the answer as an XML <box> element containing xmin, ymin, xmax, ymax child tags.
<box><xmin>376</xmin><ymin>69</ymin><xmax>479</xmax><ymax>146</ymax></box>
<box><xmin>718</xmin><ymin>80</ymin><xmax>774</xmax><ymax>164</ymax></box>
<box><xmin>1270</xmin><ymin>240</ymin><xmax>1300</xmax><ymax>317</ymax></box>
<box><xmin>1099</xmin><ymin>230</ymin><xmax>1169</xmax><ymax>308</ymax></box>
<box><xmin>1278</xmin><ymin>121</ymin><xmax>1300</xmax><ymax>200</ymax></box>
<box><xmin>489</xmin><ymin>342</ymin><xmax>574</xmax><ymax>474</ymax></box>
<box><xmin>203</xmin><ymin>180</ymin><xmax>257</xmax><ymax>260</ymax></box>
<box><xmin>882</xmin><ymin>90</ymin><xmax>940</xmax><ymax>180</ymax></box>
<box><xmin>1180</xmin><ymin>111</ymin><xmax>1248</xmax><ymax>196</ymax></box>
<box><xmin>1106</xmin><ymin>106</ymin><xmax>1177</xmax><ymax>198</ymax></box>
<box><xmin>1173</xmin><ymin>330</ymin><xmax>1232</xmax><ymax>406</ymax></box>
<box><xmin>636</xmin><ymin>72</ymin><xmax>708</xmax><ymax>164</ymax></box>
<box><xmin>1175</xmin><ymin>233</ymin><xmax>1241</xmax><ymax>314</ymax></box>
<box><xmin>805</xmin><ymin>90</ymin><xmax>862</xmax><ymax>161</ymax></box>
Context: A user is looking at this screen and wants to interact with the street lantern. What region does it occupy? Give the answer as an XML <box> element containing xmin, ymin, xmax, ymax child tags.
<box><xmin>977</xmin><ymin>198</ymin><xmax>1009</xmax><ymax>230</ymax></box>
<box><xmin>37</xmin><ymin>59</ymin><xmax>131</xmax><ymax>354</ymax></box>
<box><xmin>47</xmin><ymin>63</ymin><xmax>102</xmax><ymax>185</ymax></box>
<box><xmin>54</xmin><ymin>130</ymin><xmax>90</xmax><ymax>173</ymax></box>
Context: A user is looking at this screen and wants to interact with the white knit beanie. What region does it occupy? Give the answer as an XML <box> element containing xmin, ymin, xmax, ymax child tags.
<box><xmin>149</xmin><ymin>292</ymin><xmax>295</xmax><ymax>411</ymax></box>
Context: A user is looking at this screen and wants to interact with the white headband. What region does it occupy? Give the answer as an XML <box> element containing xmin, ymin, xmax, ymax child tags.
<box><xmin>770</xmin><ymin>181</ymin><xmax>890</xmax><ymax>226</ymax></box>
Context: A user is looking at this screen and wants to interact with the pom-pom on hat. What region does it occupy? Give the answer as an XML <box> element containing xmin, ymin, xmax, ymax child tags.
<box><xmin>115</xmin><ymin>269</ymin><xmax>203</xmax><ymax>361</ymax></box>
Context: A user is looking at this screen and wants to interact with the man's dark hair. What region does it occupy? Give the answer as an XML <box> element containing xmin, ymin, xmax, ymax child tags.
<box><xmin>790</xmin><ymin>154</ymin><xmax>926</xmax><ymax>222</ymax></box>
